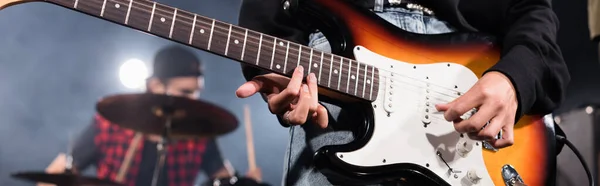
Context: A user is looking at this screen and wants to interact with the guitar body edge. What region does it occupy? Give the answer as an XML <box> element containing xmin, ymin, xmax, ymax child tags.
<box><xmin>294</xmin><ymin>0</ymin><xmax>556</xmax><ymax>185</ymax></box>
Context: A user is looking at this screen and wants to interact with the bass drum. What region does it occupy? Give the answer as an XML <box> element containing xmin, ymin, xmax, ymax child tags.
<box><xmin>202</xmin><ymin>176</ymin><xmax>271</xmax><ymax>186</ymax></box>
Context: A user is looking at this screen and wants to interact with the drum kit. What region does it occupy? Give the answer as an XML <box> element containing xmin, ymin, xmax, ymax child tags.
<box><xmin>10</xmin><ymin>93</ymin><xmax>267</xmax><ymax>186</ymax></box>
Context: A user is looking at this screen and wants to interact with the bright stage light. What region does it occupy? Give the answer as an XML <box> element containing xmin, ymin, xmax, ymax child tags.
<box><xmin>119</xmin><ymin>58</ymin><xmax>148</xmax><ymax>89</ymax></box>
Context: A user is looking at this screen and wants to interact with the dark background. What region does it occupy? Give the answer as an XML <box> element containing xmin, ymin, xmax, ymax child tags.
<box><xmin>552</xmin><ymin>0</ymin><xmax>600</xmax><ymax>114</ymax></box>
<box><xmin>0</xmin><ymin>0</ymin><xmax>598</xmax><ymax>185</ymax></box>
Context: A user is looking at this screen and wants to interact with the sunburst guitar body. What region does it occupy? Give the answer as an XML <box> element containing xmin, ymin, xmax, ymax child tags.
<box><xmin>295</xmin><ymin>1</ymin><xmax>557</xmax><ymax>186</ymax></box>
<box><xmin>0</xmin><ymin>0</ymin><xmax>556</xmax><ymax>185</ymax></box>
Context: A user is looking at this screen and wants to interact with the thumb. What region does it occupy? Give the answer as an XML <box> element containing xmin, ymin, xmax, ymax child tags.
<box><xmin>235</xmin><ymin>81</ymin><xmax>263</xmax><ymax>98</ymax></box>
<box><xmin>435</xmin><ymin>103</ymin><xmax>451</xmax><ymax>112</ymax></box>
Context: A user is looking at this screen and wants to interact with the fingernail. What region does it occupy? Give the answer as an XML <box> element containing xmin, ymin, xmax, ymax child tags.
<box><xmin>297</xmin><ymin>66</ymin><xmax>304</xmax><ymax>73</ymax></box>
<box><xmin>309</xmin><ymin>73</ymin><xmax>316</xmax><ymax>82</ymax></box>
<box><xmin>303</xmin><ymin>84</ymin><xmax>309</xmax><ymax>92</ymax></box>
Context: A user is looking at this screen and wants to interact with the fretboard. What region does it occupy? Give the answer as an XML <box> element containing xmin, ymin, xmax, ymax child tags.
<box><xmin>46</xmin><ymin>0</ymin><xmax>380</xmax><ymax>101</ymax></box>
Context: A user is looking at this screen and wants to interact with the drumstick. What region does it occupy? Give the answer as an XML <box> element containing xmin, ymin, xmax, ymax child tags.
<box><xmin>244</xmin><ymin>104</ymin><xmax>256</xmax><ymax>170</ymax></box>
<box><xmin>116</xmin><ymin>132</ymin><xmax>143</xmax><ymax>183</ymax></box>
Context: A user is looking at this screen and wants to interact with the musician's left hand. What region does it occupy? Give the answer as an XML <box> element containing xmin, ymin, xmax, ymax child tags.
<box><xmin>435</xmin><ymin>71</ymin><xmax>518</xmax><ymax>148</ymax></box>
<box><xmin>245</xmin><ymin>168</ymin><xmax>262</xmax><ymax>182</ymax></box>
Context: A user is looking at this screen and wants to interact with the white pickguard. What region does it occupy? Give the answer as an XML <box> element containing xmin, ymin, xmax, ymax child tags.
<box><xmin>338</xmin><ymin>46</ymin><xmax>493</xmax><ymax>185</ymax></box>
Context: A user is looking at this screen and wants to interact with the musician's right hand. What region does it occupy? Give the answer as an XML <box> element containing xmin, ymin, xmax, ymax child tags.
<box><xmin>235</xmin><ymin>66</ymin><xmax>328</xmax><ymax>128</ymax></box>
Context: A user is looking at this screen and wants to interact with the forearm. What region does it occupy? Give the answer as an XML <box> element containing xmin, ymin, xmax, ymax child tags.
<box><xmin>486</xmin><ymin>0</ymin><xmax>569</xmax><ymax>122</ymax></box>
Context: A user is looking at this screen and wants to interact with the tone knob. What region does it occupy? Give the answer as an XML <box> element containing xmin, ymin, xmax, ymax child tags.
<box><xmin>466</xmin><ymin>169</ymin><xmax>482</xmax><ymax>184</ymax></box>
<box><xmin>456</xmin><ymin>137</ymin><xmax>474</xmax><ymax>157</ymax></box>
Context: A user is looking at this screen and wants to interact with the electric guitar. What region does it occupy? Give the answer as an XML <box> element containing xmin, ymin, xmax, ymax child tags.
<box><xmin>0</xmin><ymin>0</ymin><xmax>557</xmax><ymax>185</ymax></box>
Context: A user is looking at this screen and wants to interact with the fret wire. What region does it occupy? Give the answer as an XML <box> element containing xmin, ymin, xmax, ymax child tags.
<box><xmin>338</xmin><ymin>57</ymin><xmax>343</xmax><ymax>90</ymax></box>
<box><xmin>168</xmin><ymin>8</ymin><xmax>177</xmax><ymax>38</ymax></box>
<box><xmin>258</xmin><ymin>37</ymin><xmax>275</xmax><ymax>69</ymax></box>
<box><xmin>271</xmin><ymin>40</ymin><xmax>287</xmax><ymax>72</ymax></box>
<box><xmin>242</xmin><ymin>31</ymin><xmax>261</xmax><ymax>65</ymax></box>
<box><xmin>210</xmin><ymin>22</ymin><xmax>234</xmax><ymax>55</ymax></box>
<box><xmin>124</xmin><ymin>0</ymin><xmax>133</xmax><ymax>24</ymax></box>
<box><xmin>328</xmin><ymin>54</ymin><xmax>333</xmax><ymax>87</ymax></box>
<box><xmin>147</xmin><ymin>2</ymin><xmax>156</xmax><ymax>31</ymax></box>
<box><xmin>260</xmin><ymin>41</ymin><xmax>288</xmax><ymax>69</ymax></box>
<box><xmin>227</xmin><ymin>26</ymin><xmax>245</xmax><ymax>61</ymax></box>
<box><xmin>296</xmin><ymin>46</ymin><xmax>302</xmax><ymax>68</ymax></box>
<box><xmin>318</xmin><ymin>52</ymin><xmax>324</xmax><ymax>83</ymax></box>
<box><xmin>270</xmin><ymin>38</ymin><xmax>277</xmax><ymax>69</ymax></box>
<box><xmin>191</xmin><ymin>17</ymin><xmax>210</xmax><ymax>50</ymax></box>
<box><xmin>225</xmin><ymin>24</ymin><xmax>232</xmax><ymax>56</ymax></box>
<box><xmin>207</xmin><ymin>19</ymin><xmax>215</xmax><ymax>50</ymax></box>
<box><xmin>362</xmin><ymin>64</ymin><xmax>367</xmax><ymax>97</ymax></box>
<box><xmin>284</xmin><ymin>41</ymin><xmax>290</xmax><ymax>73</ymax></box>
<box><xmin>241</xmin><ymin>29</ymin><xmax>248</xmax><ymax>61</ymax></box>
<box><xmin>103</xmin><ymin>0</ymin><xmax>130</xmax><ymax>23</ymax></box>
<box><xmin>188</xmin><ymin>14</ymin><xmax>196</xmax><ymax>44</ymax></box>
<box><xmin>206</xmin><ymin>38</ymin><xmax>229</xmax><ymax>54</ymax></box>
<box><xmin>345</xmin><ymin>60</ymin><xmax>350</xmax><ymax>92</ymax></box>
<box><xmin>355</xmin><ymin>62</ymin><xmax>360</xmax><ymax>95</ymax></box>
<box><xmin>74</xmin><ymin>0</ymin><xmax>79</xmax><ymax>8</ymax></box>
<box><xmin>370</xmin><ymin>65</ymin><xmax>375</xmax><ymax>100</ymax></box>
<box><xmin>100</xmin><ymin>0</ymin><xmax>107</xmax><ymax>16</ymax></box>
<box><xmin>256</xmin><ymin>34</ymin><xmax>263</xmax><ymax>65</ymax></box>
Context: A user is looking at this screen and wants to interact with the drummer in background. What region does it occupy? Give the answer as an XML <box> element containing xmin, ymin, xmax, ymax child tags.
<box><xmin>41</xmin><ymin>45</ymin><xmax>263</xmax><ymax>186</ymax></box>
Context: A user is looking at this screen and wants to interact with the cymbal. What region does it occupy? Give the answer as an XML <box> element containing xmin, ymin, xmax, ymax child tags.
<box><xmin>96</xmin><ymin>93</ymin><xmax>239</xmax><ymax>138</ymax></box>
<box><xmin>11</xmin><ymin>172</ymin><xmax>123</xmax><ymax>186</ymax></box>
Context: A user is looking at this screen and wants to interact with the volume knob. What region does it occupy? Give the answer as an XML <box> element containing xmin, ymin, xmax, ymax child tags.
<box><xmin>456</xmin><ymin>137</ymin><xmax>474</xmax><ymax>157</ymax></box>
<box><xmin>466</xmin><ymin>169</ymin><xmax>482</xmax><ymax>184</ymax></box>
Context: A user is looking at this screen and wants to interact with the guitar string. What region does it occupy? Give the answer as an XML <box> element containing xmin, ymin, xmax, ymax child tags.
<box><xmin>91</xmin><ymin>0</ymin><xmax>381</xmax><ymax>81</ymax></box>
<box><xmin>74</xmin><ymin>0</ymin><xmax>468</xmax><ymax>103</ymax></box>
<box><xmin>76</xmin><ymin>0</ymin><xmax>382</xmax><ymax>93</ymax></box>
<box><xmin>73</xmin><ymin>0</ymin><xmax>471</xmax><ymax>98</ymax></box>
<box><xmin>79</xmin><ymin>0</ymin><xmax>471</xmax><ymax>96</ymax></box>
<box><xmin>77</xmin><ymin>1</ymin><xmax>471</xmax><ymax>123</ymax></box>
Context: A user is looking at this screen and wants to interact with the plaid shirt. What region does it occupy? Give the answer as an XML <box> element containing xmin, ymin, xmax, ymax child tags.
<box><xmin>93</xmin><ymin>114</ymin><xmax>208</xmax><ymax>186</ymax></box>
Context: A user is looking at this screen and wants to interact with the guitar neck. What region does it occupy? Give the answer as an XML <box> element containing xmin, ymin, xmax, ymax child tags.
<box><xmin>44</xmin><ymin>0</ymin><xmax>379</xmax><ymax>101</ymax></box>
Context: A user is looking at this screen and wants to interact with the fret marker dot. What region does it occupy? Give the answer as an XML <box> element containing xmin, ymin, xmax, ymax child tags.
<box><xmin>276</xmin><ymin>64</ymin><xmax>281</xmax><ymax>69</ymax></box>
<box><xmin>313</xmin><ymin>63</ymin><xmax>318</xmax><ymax>68</ymax></box>
<box><xmin>351</xmin><ymin>75</ymin><xmax>355</xmax><ymax>79</ymax></box>
<box><xmin>334</xmin><ymin>70</ymin><xmax>338</xmax><ymax>74</ymax></box>
<box><xmin>200</xmin><ymin>29</ymin><xmax>205</xmax><ymax>34</ymax></box>
<box><xmin>279</xmin><ymin>42</ymin><xmax>284</xmax><ymax>46</ymax></box>
<box><xmin>115</xmin><ymin>3</ymin><xmax>120</xmax><ymax>8</ymax></box>
<box><xmin>160</xmin><ymin>17</ymin><xmax>165</xmax><ymax>22</ymax></box>
<box><xmin>234</xmin><ymin>40</ymin><xmax>239</xmax><ymax>44</ymax></box>
<box><xmin>367</xmin><ymin>79</ymin><xmax>371</xmax><ymax>84</ymax></box>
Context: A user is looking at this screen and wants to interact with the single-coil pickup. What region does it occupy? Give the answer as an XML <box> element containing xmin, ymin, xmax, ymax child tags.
<box><xmin>422</xmin><ymin>83</ymin><xmax>432</xmax><ymax>126</ymax></box>
<box><xmin>383</xmin><ymin>75</ymin><xmax>395</xmax><ymax>113</ymax></box>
